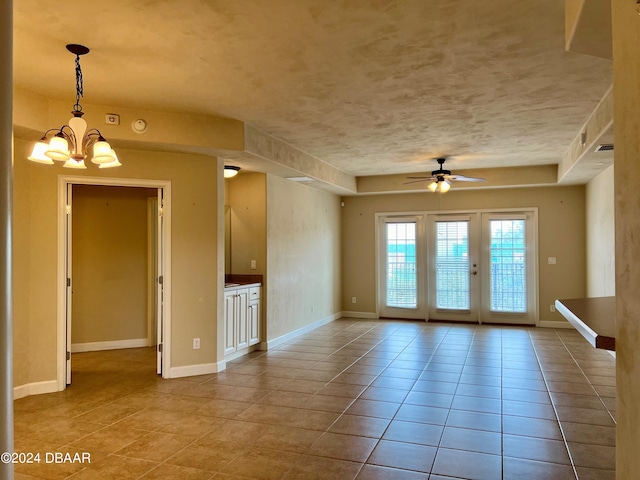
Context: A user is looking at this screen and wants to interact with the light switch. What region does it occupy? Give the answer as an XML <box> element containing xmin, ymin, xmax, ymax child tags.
<box><xmin>548</xmin><ymin>257</ymin><xmax>557</xmax><ymax>265</ymax></box>
<box><xmin>250</xmin><ymin>260</ymin><xmax>257</xmax><ymax>270</ymax></box>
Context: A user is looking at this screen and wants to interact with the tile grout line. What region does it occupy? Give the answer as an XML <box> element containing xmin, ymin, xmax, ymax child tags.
<box><xmin>527</xmin><ymin>329</ymin><xmax>581</xmax><ymax>480</ymax></box>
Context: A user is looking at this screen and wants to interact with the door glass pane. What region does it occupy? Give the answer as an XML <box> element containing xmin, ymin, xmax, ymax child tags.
<box><xmin>386</xmin><ymin>222</ymin><xmax>417</xmax><ymax>309</ymax></box>
<box><xmin>490</xmin><ymin>219</ymin><xmax>526</xmax><ymax>312</ymax></box>
<box><xmin>435</xmin><ymin>221</ymin><xmax>469</xmax><ymax>310</ymax></box>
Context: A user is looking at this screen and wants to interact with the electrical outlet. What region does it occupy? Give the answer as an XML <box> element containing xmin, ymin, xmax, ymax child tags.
<box><xmin>550</xmin><ymin>304</ymin><xmax>556</xmax><ymax>313</ymax></box>
<box><xmin>548</xmin><ymin>257</ymin><xmax>557</xmax><ymax>265</ymax></box>
<box><xmin>352</xmin><ymin>297</ymin><xmax>357</xmax><ymax>304</ymax></box>
<box><xmin>250</xmin><ymin>260</ymin><xmax>257</xmax><ymax>270</ymax></box>
<box><xmin>193</xmin><ymin>338</ymin><xmax>200</xmax><ymax>349</ymax></box>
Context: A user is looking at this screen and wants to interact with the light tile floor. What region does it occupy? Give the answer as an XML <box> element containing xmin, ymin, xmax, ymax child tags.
<box><xmin>13</xmin><ymin>319</ymin><xmax>617</xmax><ymax>479</ymax></box>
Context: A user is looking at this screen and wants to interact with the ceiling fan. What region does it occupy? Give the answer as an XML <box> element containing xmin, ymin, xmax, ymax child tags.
<box><xmin>405</xmin><ymin>157</ymin><xmax>485</xmax><ymax>193</ymax></box>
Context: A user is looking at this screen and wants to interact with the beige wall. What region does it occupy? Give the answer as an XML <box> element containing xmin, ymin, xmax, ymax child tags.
<box><xmin>265</xmin><ymin>175</ymin><xmax>342</xmax><ymax>341</ymax></box>
<box><xmin>13</xmin><ymin>136</ymin><xmax>221</xmax><ymax>388</ymax></box>
<box><xmin>71</xmin><ymin>185</ymin><xmax>154</xmax><ymax>345</ymax></box>
<box><xmin>228</xmin><ymin>173</ymin><xmax>267</xmax><ymax>276</ymax></box>
<box><xmin>341</xmin><ymin>186</ymin><xmax>586</xmax><ymax>322</ymax></box>
<box><xmin>585</xmin><ymin>166</ymin><xmax>615</xmax><ymax>297</ymax></box>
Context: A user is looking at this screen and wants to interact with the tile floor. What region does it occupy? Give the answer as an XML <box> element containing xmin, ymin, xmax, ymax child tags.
<box><xmin>13</xmin><ymin>319</ymin><xmax>617</xmax><ymax>479</ymax></box>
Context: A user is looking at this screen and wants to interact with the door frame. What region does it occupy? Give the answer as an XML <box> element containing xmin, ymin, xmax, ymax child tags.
<box><xmin>56</xmin><ymin>175</ymin><xmax>172</xmax><ymax>391</ymax></box>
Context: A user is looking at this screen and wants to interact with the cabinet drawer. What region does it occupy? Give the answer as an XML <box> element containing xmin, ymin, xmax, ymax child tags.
<box><xmin>249</xmin><ymin>286</ymin><xmax>261</xmax><ymax>300</ymax></box>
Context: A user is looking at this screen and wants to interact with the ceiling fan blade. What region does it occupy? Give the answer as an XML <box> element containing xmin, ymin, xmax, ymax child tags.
<box><xmin>403</xmin><ymin>178</ymin><xmax>435</xmax><ymax>185</ymax></box>
<box><xmin>448</xmin><ymin>174</ymin><xmax>485</xmax><ymax>182</ymax></box>
<box><xmin>405</xmin><ymin>176</ymin><xmax>435</xmax><ymax>180</ymax></box>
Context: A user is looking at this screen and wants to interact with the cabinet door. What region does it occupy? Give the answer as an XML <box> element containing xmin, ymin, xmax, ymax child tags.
<box><xmin>224</xmin><ymin>291</ymin><xmax>237</xmax><ymax>355</ymax></box>
<box><xmin>249</xmin><ymin>299</ymin><xmax>260</xmax><ymax>346</ymax></box>
<box><xmin>236</xmin><ymin>289</ymin><xmax>249</xmax><ymax>350</ymax></box>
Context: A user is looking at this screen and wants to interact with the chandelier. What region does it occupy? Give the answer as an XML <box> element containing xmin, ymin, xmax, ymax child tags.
<box><xmin>27</xmin><ymin>44</ymin><xmax>120</xmax><ymax>169</ymax></box>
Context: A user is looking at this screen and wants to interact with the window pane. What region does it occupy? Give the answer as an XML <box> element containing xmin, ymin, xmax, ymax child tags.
<box><xmin>435</xmin><ymin>221</ymin><xmax>469</xmax><ymax>310</ymax></box>
<box><xmin>490</xmin><ymin>219</ymin><xmax>526</xmax><ymax>312</ymax></box>
<box><xmin>386</xmin><ymin>222</ymin><xmax>417</xmax><ymax>309</ymax></box>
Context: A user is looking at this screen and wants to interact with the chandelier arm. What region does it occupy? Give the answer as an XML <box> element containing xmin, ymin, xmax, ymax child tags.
<box><xmin>82</xmin><ymin>129</ymin><xmax>106</xmax><ymax>153</ymax></box>
<box><xmin>58</xmin><ymin>126</ymin><xmax>79</xmax><ymax>151</ymax></box>
<box><xmin>40</xmin><ymin>128</ymin><xmax>63</xmax><ymax>140</ymax></box>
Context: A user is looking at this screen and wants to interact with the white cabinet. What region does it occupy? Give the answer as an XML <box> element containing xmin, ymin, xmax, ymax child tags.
<box><xmin>224</xmin><ymin>285</ymin><xmax>260</xmax><ymax>357</ymax></box>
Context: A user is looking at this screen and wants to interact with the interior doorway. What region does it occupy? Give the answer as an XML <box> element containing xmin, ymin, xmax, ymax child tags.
<box><xmin>57</xmin><ymin>176</ymin><xmax>172</xmax><ymax>390</ymax></box>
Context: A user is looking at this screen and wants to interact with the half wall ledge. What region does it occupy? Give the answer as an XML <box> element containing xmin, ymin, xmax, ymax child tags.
<box><xmin>555</xmin><ymin>297</ymin><xmax>615</xmax><ymax>351</ymax></box>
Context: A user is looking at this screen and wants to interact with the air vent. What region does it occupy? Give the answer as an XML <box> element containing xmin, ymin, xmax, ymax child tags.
<box><xmin>285</xmin><ymin>176</ymin><xmax>314</xmax><ymax>183</ymax></box>
<box><xmin>594</xmin><ymin>144</ymin><xmax>614</xmax><ymax>152</ymax></box>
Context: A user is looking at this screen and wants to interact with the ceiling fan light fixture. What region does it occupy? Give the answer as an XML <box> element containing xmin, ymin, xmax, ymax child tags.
<box><xmin>428</xmin><ymin>181</ymin><xmax>438</xmax><ymax>192</ymax></box>
<box><xmin>439</xmin><ymin>179</ymin><xmax>451</xmax><ymax>192</ymax></box>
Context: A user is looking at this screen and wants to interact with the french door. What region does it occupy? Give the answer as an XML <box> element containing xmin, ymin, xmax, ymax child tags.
<box><xmin>479</xmin><ymin>213</ymin><xmax>536</xmax><ymax>325</ymax></box>
<box><xmin>428</xmin><ymin>214</ymin><xmax>480</xmax><ymax>322</ymax></box>
<box><xmin>378</xmin><ymin>216</ymin><xmax>426</xmax><ymax>319</ymax></box>
<box><xmin>378</xmin><ymin>210</ymin><xmax>537</xmax><ymax>325</ymax></box>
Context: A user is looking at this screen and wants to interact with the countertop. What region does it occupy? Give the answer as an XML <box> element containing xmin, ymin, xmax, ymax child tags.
<box><xmin>555</xmin><ymin>297</ymin><xmax>615</xmax><ymax>351</ymax></box>
<box><xmin>224</xmin><ymin>281</ymin><xmax>261</xmax><ymax>290</ymax></box>
<box><xmin>224</xmin><ymin>274</ymin><xmax>262</xmax><ymax>290</ymax></box>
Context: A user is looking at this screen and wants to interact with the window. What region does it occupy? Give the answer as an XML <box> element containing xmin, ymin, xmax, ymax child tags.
<box><xmin>385</xmin><ymin>222</ymin><xmax>417</xmax><ymax>309</ymax></box>
<box><xmin>489</xmin><ymin>219</ymin><xmax>526</xmax><ymax>312</ymax></box>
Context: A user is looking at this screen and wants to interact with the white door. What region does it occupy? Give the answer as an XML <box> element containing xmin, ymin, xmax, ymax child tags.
<box><xmin>378</xmin><ymin>216</ymin><xmax>426</xmax><ymax>319</ymax></box>
<box><xmin>480</xmin><ymin>213</ymin><xmax>537</xmax><ymax>325</ymax></box>
<box><xmin>427</xmin><ymin>214</ymin><xmax>480</xmax><ymax>322</ymax></box>
<box><xmin>156</xmin><ymin>189</ymin><xmax>164</xmax><ymax>374</ymax></box>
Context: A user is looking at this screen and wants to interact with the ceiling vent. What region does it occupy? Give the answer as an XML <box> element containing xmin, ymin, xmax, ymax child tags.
<box><xmin>594</xmin><ymin>143</ymin><xmax>614</xmax><ymax>152</ymax></box>
<box><xmin>285</xmin><ymin>176</ymin><xmax>314</xmax><ymax>183</ymax></box>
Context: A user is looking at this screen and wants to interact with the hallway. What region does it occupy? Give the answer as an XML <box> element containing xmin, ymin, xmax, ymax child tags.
<box><xmin>13</xmin><ymin>319</ymin><xmax>616</xmax><ymax>479</ymax></box>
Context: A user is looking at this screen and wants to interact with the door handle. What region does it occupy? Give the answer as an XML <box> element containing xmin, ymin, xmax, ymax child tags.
<box><xmin>470</xmin><ymin>271</ymin><xmax>477</xmax><ymax>276</ymax></box>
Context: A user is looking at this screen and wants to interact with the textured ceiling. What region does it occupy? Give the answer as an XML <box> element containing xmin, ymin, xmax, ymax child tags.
<box><xmin>13</xmin><ymin>0</ymin><xmax>612</xmax><ymax>178</ymax></box>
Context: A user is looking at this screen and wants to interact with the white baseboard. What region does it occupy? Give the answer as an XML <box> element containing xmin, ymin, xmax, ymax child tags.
<box><xmin>166</xmin><ymin>361</ymin><xmax>225</xmax><ymax>379</ymax></box>
<box><xmin>538</xmin><ymin>320</ymin><xmax>574</xmax><ymax>329</ymax></box>
<box><xmin>13</xmin><ymin>380</ymin><xmax>60</xmax><ymax>400</ymax></box>
<box><xmin>265</xmin><ymin>312</ymin><xmax>341</xmax><ymax>350</ymax></box>
<box><xmin>71</xmin><ymin>338</ymin><xmax>149</xmax><ymax>353</ymax></box>
<box><xmin>224</xmin><ymin>345</ymin><xmax>261</xmax><ymax>362</ymax></box>
<box><xmin>339</xmin><ymin>311</ymin><xmax>378</xmax><ymax>319</ymax></box>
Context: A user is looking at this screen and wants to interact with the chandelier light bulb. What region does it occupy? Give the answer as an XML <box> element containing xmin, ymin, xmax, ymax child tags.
<box><xmin>91</xmin><ymin>140</ymin><xmax>115</xmax><ymax>164</ymax></box>
<box><xmin>63</xmin><ymin>158</ymin><xmax>87</xmax><ymax>169</ymax></box>
<box><xmin>45</xmin><ymin>135</ymin><xmax>71</xmax><ymax>161</ymax></box>
<box><xmin>27</xmin><ymin>140</ymin><xmax>54</xmax><ymax>164</ymax></box>
<box><xmin>98</xmin><ymin>150</ymin><xmax>122</xmax><ymax>169</ymax></box>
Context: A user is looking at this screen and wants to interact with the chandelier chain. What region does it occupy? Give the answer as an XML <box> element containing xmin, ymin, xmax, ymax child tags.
<box><xmin>73</xmin><ymin>54</ymin><xmax>84</xmax><ymax>114</ymax></box>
